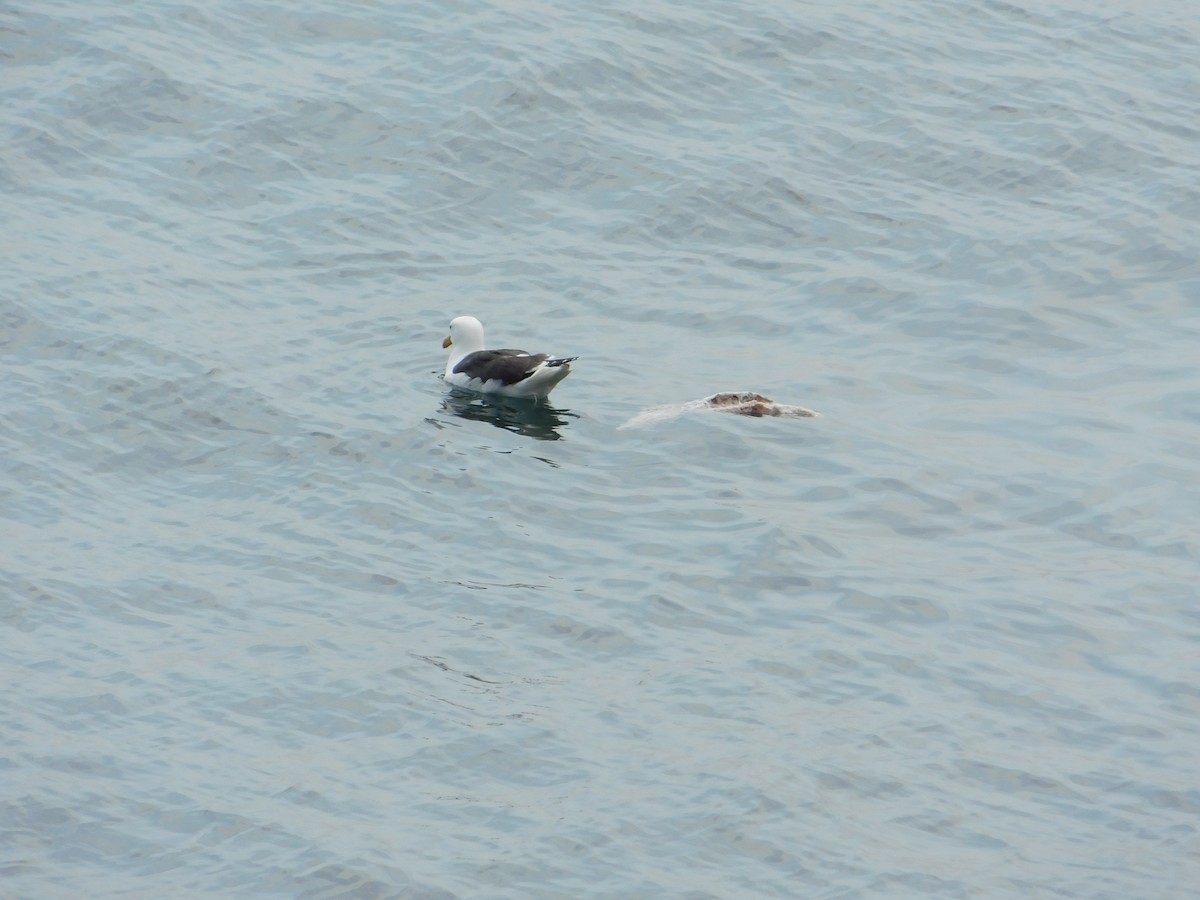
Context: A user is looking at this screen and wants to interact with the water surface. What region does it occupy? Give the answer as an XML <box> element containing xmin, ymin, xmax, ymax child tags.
<box><xmin>4</xmin><ymin>0</ymin><xmax>1199</xmax><ymax>896</ymax></box>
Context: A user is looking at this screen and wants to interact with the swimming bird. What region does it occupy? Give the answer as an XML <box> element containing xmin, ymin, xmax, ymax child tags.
<box><xmin>442</xmin><ymin>315</ymin><xmax>577</xmax><ymax>400</ymax></box>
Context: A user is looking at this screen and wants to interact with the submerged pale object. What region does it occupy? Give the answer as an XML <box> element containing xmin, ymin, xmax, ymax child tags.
<box><xmin>619</xmin><ymin>392</ymin><xmax>818</xmax><ymax>429</ymax></box>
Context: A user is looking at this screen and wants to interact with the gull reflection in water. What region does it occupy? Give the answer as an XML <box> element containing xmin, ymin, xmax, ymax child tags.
<box><xmin>439</xmin><ymin>388</ymin><xmax>577</xmax><ymax>441</ymax></box>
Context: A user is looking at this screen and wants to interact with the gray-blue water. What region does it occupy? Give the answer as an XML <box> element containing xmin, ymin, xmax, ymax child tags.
<box><xmin>4</xmin><ymin>0</ymin><xmax>1199</xmax><ymax>896</ymax></box>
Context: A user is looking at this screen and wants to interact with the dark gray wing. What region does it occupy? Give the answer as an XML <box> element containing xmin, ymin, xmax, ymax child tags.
<box><xmin>454</xmin><ymin>349</ymin><xmax>550</xmax><ymax>385</ymax></box>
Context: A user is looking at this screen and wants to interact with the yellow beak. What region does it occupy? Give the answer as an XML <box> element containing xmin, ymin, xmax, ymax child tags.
<box><xmin>442</xmin><ymin>336</ymin><xmax>453</xmax><ymax>349</ymax></box>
